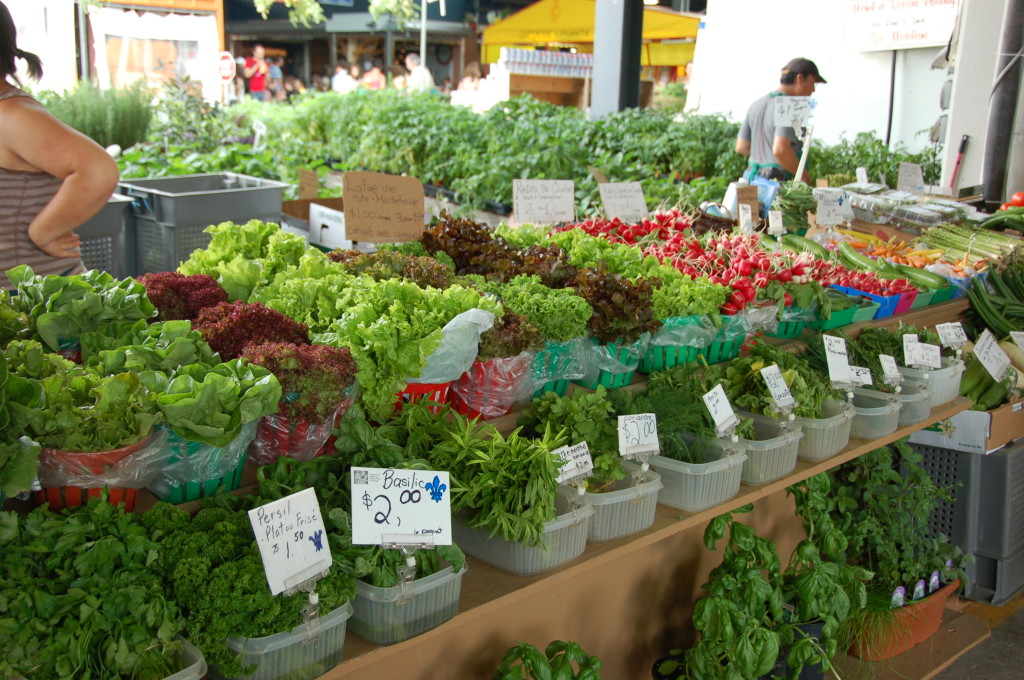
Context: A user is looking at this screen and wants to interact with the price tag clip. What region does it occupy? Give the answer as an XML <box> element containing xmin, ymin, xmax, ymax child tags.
<box><xmin>380</xmin><ymin>536</ymin><xmax>436</xmax><ymax>603</ymax></box>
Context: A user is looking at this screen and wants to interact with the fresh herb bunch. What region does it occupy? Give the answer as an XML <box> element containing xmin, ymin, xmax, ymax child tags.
<box><xmin>493</xmin><ymin>640</ymin><xmax>602</xmax><ymax>680</ymax></box>
<box><xmin>6</xmin><ymin>265</ymin><xmax>156</xmax><ymax>352</ymax></box>
<box><xmin>327</xmin><ymin>249</ymin><xmax>454</xmax><ymax>289</ymax></box>
<box><xmin>487</xmin><ymin>275</ymin><xmax>593</xmax><ymax>342</ymax></box>
<box><xmin>195</xmin><ymin>300</ymin><xmax>309</xmax><ymax>360</ymax></box>
<box><xmin>136</xmin><ymin>271</ymin><xmax>228</xmax><ymax>321</ymax></box>
<box><xmin>477</xmin><ymin>309</ymin><xmax>545</xmax><ymax>362</ymax></box>
<box><xmin>518</xmin><ymin>387</ymin><xmax>626</xmax><ymax>492</ymax></box>
<box><xmin>0</xmin><ymin>348</ymin><xmax>42</xmax><ymax>495</ymax></box>
<box><xmin>142</xmin><ymin>503</ymin><xmax>355</xmax><ymax>678</ymax></box>
<box><xmin>572</xmin><ymin>266</ymin><xmax>662</xmax><ymax>344</ymax></box>
<box><xmin>724</xmin><ymin>341</ymin><xmax>843</xmax><ymax>419</ymax></box>
<box><xmin>241</xmin><ymin>342</ymin><xmax>357</xmax><ymax>420</ymax></box>
<box><xmin>178</xmin><ymin>220</ymin><xmax>308</xmax><ymax>301</ymax></box>
<box><xmin>0</xmin><ymin>500</ymin><xmax>187</xmax><ymax>680</ymax></box>
<box><xmin>773</xmin><ymin>182</ymin><xmax>816</xmax><ymax>234</ymax></box>
<box><xmin>426</xmin><ymin>404</ymin><xmax>567</xmax><ymax>546</ymax></box>
<box><xmin>806</xmin><ymin>326</ymin><xmax>944</xmax><ymax>392</ymax></box>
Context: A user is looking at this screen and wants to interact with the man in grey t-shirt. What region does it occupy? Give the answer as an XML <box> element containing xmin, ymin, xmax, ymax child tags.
<box><xmin>736</xmin><ymin>58</ymin><xmax>825</xmax><ymax>183</ymax></box>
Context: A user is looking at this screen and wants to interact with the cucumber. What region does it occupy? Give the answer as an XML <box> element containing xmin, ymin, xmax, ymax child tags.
<box><xmin>781</xmin><ymin>234</ymin><xmax>828</xmax><ymax>260</ymax></box>
<box><xmin>894</xmin><ymin>264</ymin><xmax>949</xmax><ymax>291</ymax></box>
<box><xmin>836</xmin><ymin>241</ymin><xmax>876</xmax><ymax>272</ymax></box>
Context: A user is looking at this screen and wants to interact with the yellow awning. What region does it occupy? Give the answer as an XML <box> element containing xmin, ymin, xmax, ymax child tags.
<box><xmin>482</xmin><ymin>0</ymin><xmax>698</xmax><ymax>64</ymax></box>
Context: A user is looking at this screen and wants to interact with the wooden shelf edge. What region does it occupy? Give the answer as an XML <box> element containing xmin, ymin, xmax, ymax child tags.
<box><xmin>323</xmin><ymin>397</ymin><xmax>973</xmax><ymax>677</ymax></box>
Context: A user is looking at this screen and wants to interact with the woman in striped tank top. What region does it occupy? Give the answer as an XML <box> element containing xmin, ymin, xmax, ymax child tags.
<box><xmin>0</xmin><ymin>1</ymin><xmax>119</xmax><ymax>285</ymax></box>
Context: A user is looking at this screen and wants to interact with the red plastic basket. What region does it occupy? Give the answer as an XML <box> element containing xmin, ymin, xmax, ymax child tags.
<box><xmin>394</xmin><ymin>381</ymin><xmax>452</xmax><ymax>414</ymax></box>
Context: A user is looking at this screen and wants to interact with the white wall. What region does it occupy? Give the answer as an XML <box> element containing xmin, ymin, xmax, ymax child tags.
<box><xmin>5</xmin><ymin>0</ymin><xmax>78</xmax><ymax>93</ymax></box>
<box><xmin>940</xmin><ymin>0</ymin><xmax>1008</xmax><ymax>190</ymax></box>
<box><xmin>687</xmin><ymin>0</ymin><xmax>951</xmax><ymax>154</ymax></box>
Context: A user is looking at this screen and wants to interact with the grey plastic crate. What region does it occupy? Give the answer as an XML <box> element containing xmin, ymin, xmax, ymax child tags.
<box><xmin>119</xmin><ymin>173</ymin><xmax>289</xmax><ymax>225</ymax></box>
<box><xmin>964</xmin><ymin>544</ymin><xmax>1024</xmax><ymax>605</ymax></box>
<box><xmin>912</xmin><ymin>442</ymin><xmax>980</xmax><ymax>554</ymax></box>
<box><xmin>78</xmin><ymin>194</ymin><xmax>133</xmax><ymax>277</ymax></box>
<box><xmin>976</xmin><ymin>439</ymin><xmax>1024</xmax><ymax>558</ymax></box>
<box><xmin>132</xmin><ymin>212</ymin><xmax>280</xmax><ymax>275</ymax></box>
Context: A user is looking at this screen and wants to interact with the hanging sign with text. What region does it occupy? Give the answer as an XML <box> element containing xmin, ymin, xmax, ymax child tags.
<box><xmin>513</xmin><ymin>179</ymin><xmax>575</xmax><ymax>225</ymax></box>
<box><xmin>341</xmin><ymin>171</ymin><xmax>425</xmax><ymax>242</ymax></box>
<box><xmin>599</xmin><ymin>182</ymin><xmax>648</xmax><ymax>223</ymax></box>
<box><xmin>248</xmin><ymin>488</ymin><xmax>332</xmax><ymax>595</ymax></box>
<box><xmin>350</xmin><ymin>467</ymin><xmax>452</xmax><ymax>546</ymax></box>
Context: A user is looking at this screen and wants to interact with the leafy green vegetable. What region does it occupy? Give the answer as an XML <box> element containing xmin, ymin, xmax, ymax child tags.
<box><xmin>484</xmin><ymin>275</ymin><xmax>593</xmax><ymax>342</ymax></box>
<box><xmin>6</xmin><ymin>266</ymin><xmax>156</xmax><ymax>352</ymax></box>
<box><xmin>647</xmin><ymin>264</ymin><xmax>728</xmax><ymax>320</ymax></box>
<box><xmin>82</xmin><ymin>320</ymin><xmax>221</xmax><ymax>376</ymax></box>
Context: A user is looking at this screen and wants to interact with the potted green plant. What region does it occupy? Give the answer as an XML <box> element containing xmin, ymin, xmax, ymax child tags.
<box><xmin>241</xmin><ymin>342</ymin><xmax>358</xmax><ymax>463</ymax></box>
<box><xmin>789</xmin><ymin>442</ymin><xmax>968</xmax><ymax>661</ymax></box>
<box><xmin>449</xmin><ymin>309</ymin><xmax>545</xmax><ymax>420</ymax></box>
<box><xmin>493</xmin><ymin>640</ymin><xmax>602</xmax><ymax>680</ymax></box>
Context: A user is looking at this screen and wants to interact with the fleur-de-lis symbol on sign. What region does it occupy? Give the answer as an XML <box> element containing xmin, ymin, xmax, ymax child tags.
<box><xmin>308</xmin><ymin>529</ymin><xmax>324</xmax><ymax>552</ymax></box>
<box><xmin>425</xmin><ymin>475</ymin><xmax>447</xmax><ymax>502</ymax></box>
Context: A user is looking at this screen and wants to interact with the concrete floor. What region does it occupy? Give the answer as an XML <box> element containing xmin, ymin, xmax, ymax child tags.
<box><xmin>932</xmin><ymin>593</ymin><xmax>1024</xmax><ymax>680</ymax></box>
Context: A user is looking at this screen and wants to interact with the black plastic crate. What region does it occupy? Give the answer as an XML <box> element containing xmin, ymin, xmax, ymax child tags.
<box><xmin>77</xmin><ymin>195</ymin><xmax>132</xmax><ymax>278</ymax></box>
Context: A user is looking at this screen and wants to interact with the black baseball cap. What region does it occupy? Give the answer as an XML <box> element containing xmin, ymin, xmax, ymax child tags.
<box><xmin>782</xmin><ymin>58</ymin><xmax>826</xmax><ymax>84</ymax></box>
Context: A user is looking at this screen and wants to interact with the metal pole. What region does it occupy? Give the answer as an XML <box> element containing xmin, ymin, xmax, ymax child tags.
<box><xmin>77</xmin><ymin>0</ymin><xmax>90</xmax><ymax>81</ymax></box>
<box><xmin>420</xmin><ymin>0</ymin><xmax>428</xmax><ymax>64</ymax></box>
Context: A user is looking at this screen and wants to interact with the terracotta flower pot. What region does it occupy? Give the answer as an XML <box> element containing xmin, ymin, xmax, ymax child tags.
<box><xmin>849</xmin><ymin>579</ymin><xmax>960</xmax><ymax>661</ymax></box>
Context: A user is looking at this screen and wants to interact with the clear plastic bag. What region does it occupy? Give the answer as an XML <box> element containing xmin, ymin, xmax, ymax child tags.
<box><xmin>517</xmin><ymin>338</ymin><xmax>590</xmax><ymax>401</ymax></box>
<box><xmin>716</xmin><ymin>313</ymin><xmax>753</xmax><ymax>341</ymax></box>
<box><xmin>248</xmin><ymin>389</ymin><xmax>357</xmax><ymax>465</ymax></box>
<box><xmin>742</xmin><ymin>304</ymin><xmax>780</xmax><ymax>333</ymax></box>
<box><xmin>578</xmin><ymin>334</ymin><xmax>651</xmax><ymax>384</ymax></box>
<box><xmin>148</xmin><ymin>421</ymin><xmax>257</xmax><ymax>498</ymax></box>
<box><xmin>450</xmin><ymin>352</ymin><xmax>534</xmax><ymax>419</ymax></box>
<box><xmin>411</xmin><ymin>308</ymin><xmax>496</xmax><ymax>384</ymax></box>
<box><xmin>649</xmin><ymin>315</ymin><xmax>717</xmax><ymax>349</ymax></box>
<box><xmin>37</xmin><ymin>428</ymin><xmax>169</xmax><ymax>490</ymax></box>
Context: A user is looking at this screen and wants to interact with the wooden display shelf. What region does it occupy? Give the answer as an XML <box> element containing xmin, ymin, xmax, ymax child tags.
<box><xmin>832</xmin><ymin>609</ymin><xmax>990</xmax><ymax>680</ymax></box>
<box><xmin>319</xmin><ymin>397</ymin><xmax>972</xmax><ymax>679</ymax></box>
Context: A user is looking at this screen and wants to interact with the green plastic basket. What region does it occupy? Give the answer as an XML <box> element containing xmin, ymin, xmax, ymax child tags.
<box><xmin>929</xmin><ymin>286</ymin><xmax>956</xmax><ymax>305</ymax></box>
<box><xmin>766</xmin><ymin>319</ymin><xmax>806</xmax><ymax>339</ymax></box>
<box><xmin>574</xmin><ymin>339</ymin><xmax>642</xmax><ymax>390</ymax></box>
<box><xmin>533</xmin><ymin>379</ymin><xmax>571</xmax><ymax>399</ymax></box>
<box><xmin>850</xmin><ymin>300</ymin><xmax>882</xmax><ymax>323</ymax></box>
<box><xmin>910</xmin><ymin>289</ymin><xmax>936</xmax><ymax>310</ymax></box>
<box><xmin>155</xmin><ymin>431</ymin><xmax>247</xmax><ymax>504</ymax></box>
<box><xmin>639</xmin><ymin>344</ymin><xmax>700</xmax><ymax>373</ymax></box>
<box><xmin>808</xmin><ymin>304</ymin><xmax>859</xmax><ymax>331</ymax></box>
<box><xmin>699</xmin><ymin>337</ymin><xmax>744</xmax><ymax>364</ymax></box>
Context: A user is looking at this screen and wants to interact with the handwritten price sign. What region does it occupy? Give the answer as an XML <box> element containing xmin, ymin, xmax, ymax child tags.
<box><xmin>350</xmin><ymin>467</ymin><xmax>452</xmax><ymax>546</ymax></box>
<box><xmin>554</xmin><ymin>442</ymin><xmax>594</xmax><ymax>484</ymax></box>
<box><xmin>618</xmin><ymin>414</ymin><xmax>659</xmax><ymax>458</ymax></box>
<box><xmin>248</xmin><ymin>488</ymin><xmax>332</xmax><ymax>595</ymax></box>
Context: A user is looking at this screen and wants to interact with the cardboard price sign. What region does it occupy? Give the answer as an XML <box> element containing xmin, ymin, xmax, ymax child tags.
<box><xmin>513</xmin><ymin>179</ymin><xmax>575</xmax><ymax>225</ymax></box>
<box><xmin>599</xmin><ymin>182</ymin><xmax>648</xmax><ymax>223</ymax></box>
<box><xmin>248</xmin><ymin>488</ymin><xmax>332</xmax><ymax>595</ymax></box>
<box><xmin>341</xmin><ymin>171</ymin><xmax>425</xmax><ymax>243</ymax></box>
<box><xmin>736</xmin><ymin>185</ymin><xmax>759</xmax><ymax>220</ymax></box>
<box><xmin>297</xmin><ymin>168</ymin><xmax>319</xmax><ymax>199</ymax></box>
<box><xmin>897</xmin><ymin>162</ymin><xmax>926</xmax><ymax>193</ymax></box>
<box><xmin>351</xmin><ymin>467</ymin><xmax>452</xmax><ymax>546</ymax></box>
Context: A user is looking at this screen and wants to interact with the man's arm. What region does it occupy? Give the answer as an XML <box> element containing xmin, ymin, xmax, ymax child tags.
<box><xmin>772</xmin><ymin>136</ymin><xmax>810</xmax><ymax>184</ymax></box>
<box><xmin>735</xmin><ymin>137</ymin><xmax>751</xmax><ymax>157</ymax></box>
<box><xmin>243</xmin><ymin>59</ymin><xmax>260</xmax><ymax>78</ymax></box>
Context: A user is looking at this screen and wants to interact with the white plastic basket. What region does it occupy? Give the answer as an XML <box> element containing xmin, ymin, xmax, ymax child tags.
<box><xmin>163</xmin><ymin>639</ymin><xmax>207</xmax><ymax>680</ymax></box>
<box><xmin>350</xmin><ymin>564</ymin><xmax>466</xmax><ymax>646</ymax></box>
<box><xmin>898</xmin><ymin>357</ymin><xmax>965</xmax><ymax>408</ymax></box>
<box><xmin>452</xmin><ymin>496</ymin><xmax>594</xmax><ymax>577</ymax></box>
<box><xmin>704</xmin><ymin>418</ymin><xmax>802</xmax><ymax>485</ymax></box>
<box><xmin>850</xmin><ymin>389</ymin><xmax>902</xmax><ymax>440</ymax></box>
<box><xmin>896</xmin><ymin>383</ymin><xmax>932</xmax><ymax>426</ymax></box>
<box><xmin>218</xmin><ymin>602</ymin><xmax>353</xmax><ymax>680</ymax></box>
<box><xmin>584</xmin><ymin>461</ymin><xmax>663</xmax><ymax>542</ymax></box>
<box><xmin>792</xmin><ymin>399</ymin><xmax>854</xmax><ymax>461</ymax></box>
<box><xmin>649</xmin><ymin>445</ymin><xmax>747</xmax><ymax>513</ymax></box>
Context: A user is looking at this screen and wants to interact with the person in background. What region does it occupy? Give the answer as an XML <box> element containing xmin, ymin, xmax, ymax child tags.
<box><xmin>243</xmin><ymin>44</ymin><xmax>269</xmax><ymax>101</ymax></box>
<box><xmin>331</xmin><ymin>62</ymin><xmax>357</xmax><ymax>94</ymax></box>
<box><xmin>390</xmin><ymin>63</ymin><xmax>409</xmax><ymax>90</ymax></box>
<box><xmin>735</xmin><ymin>57</ymin><xmax>825</xmax><ymax>184</ymax></box>
<box><xmin>0</xmin><ymin>0</ymin><xmax>119</xmax><ymax>281</ymax></box>
<box><xmin>458</xmin><ymin>61</ymin><xmax>481</xmax><ymax>91</ymax></box>
<box><xmin>405</xmin><ymin>52</ymin><xmax>434</xmax><ymax>93</ymax></box>
<box><xmin>268</xmin><ymin>56</ymin><xmax>284</xmax><ymax>101</ymax></box>
<box><xmin>283</xmin><ymin>75</ymin><xmax>305</xmax><ymax>102</ymax></box>
<box><xmin>362</xmin><ymin>61</ymin><xmax>386</xmax><ymax>90</ymax></box>
<box><xmin>349</xmin><ymin>62</ymin><xmax>363</xmax><ymax>83</ymax></box>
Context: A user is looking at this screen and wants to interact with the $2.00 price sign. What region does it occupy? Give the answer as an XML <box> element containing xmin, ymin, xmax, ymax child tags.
<box><xmin>618</xmin><ymin>414</ymin><xmax>659</xmax><ymax>458</ymax></box>
<box><xmin>248</xmin><ymin>488</ymin><xmax>332</xmax><ymax>595</ymax></box>
<box><xmin>350</xmin><ymin>467</ymin><xmax>452</xmax><ymax>546</ymax></box>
